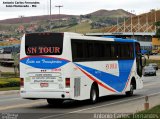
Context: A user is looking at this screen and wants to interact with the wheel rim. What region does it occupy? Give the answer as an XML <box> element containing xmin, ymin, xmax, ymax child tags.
<box><xmin>92</xmin><ymin>89</ymin><xmax>96</xmax><ymax>101</ymax></box>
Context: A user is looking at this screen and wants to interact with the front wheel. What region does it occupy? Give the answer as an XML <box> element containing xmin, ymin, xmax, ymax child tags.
<box><xmin>125</xmin><ymin>84</ymin><xmax>134</xmax><ymax>96</ymax></box>
<box><xmin>47</xmin><ymin>99</ymin><xmax>64</xmax><ymax>105</ymax></box>
<box><xmin>90</xmin><ymin>85</ymin><xmax>99</xmax><ymax>104</ymax></box>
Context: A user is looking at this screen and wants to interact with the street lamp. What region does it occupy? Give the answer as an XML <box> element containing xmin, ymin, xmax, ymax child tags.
<box><xmin>55</xmin><ymin>5</ymin><xmax>63</xmax><ymax>32</ymax></box>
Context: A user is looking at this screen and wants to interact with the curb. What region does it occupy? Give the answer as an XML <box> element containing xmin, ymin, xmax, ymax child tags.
<box><xmin>0</xmin><ymin>90</ymin><xmax>19</xmax><ymax>95</ymax></box>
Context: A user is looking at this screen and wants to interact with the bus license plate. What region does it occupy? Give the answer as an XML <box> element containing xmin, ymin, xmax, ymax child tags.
<box><xmin>40</xmin><ymin>83</ymin><xmax>48</xmax><ymax>87</ymax></box>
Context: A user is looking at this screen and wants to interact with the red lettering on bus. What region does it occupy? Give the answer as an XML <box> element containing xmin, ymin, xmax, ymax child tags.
<box><xmin>106</xmin><ymin>63</ymin><xmax>117</xmax><ymax>70</ymax></box>
<box><xmin>44</xmin><ymin>47</ymin><xmax>48</xmax><ymax>53</ymax></box>
<box><xmin>28</xmin><ymin>47</ymin><xmax>60</xmax><ymax>54</ymax></box>
<box><xmin>48</xmin><ymin>47</ymin><xmax>54</xmax><ymax>53</ymax></box>
<box><xmin>54</xmin><ymin>47</ymin><xmax>60</xmax><ymax>53</ymax></box>
<box><xmin>39</xmin><ymin>47</ymin><xmax>43</xmax><ymax>53</ymax></box>
<box><xmin>27</xmin><ymin>47</ymin><xmax>37</xmax><ymax>54</ymax></box>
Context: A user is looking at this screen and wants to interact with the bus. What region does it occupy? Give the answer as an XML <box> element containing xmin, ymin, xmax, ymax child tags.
<box><xmin>20</xmin><ymin>32</ymin><xmax>145</xmax><ymax>104</ymax></box>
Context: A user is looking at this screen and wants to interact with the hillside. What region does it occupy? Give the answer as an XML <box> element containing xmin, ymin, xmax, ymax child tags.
<box><xmin>82</xmin><ymin>9</ymin><xmax>133</xmax><ymax>29</ymax></box>
<box><xmin>88</xmin><ymin>9</ymin><xmax>134</xmax><ymax>17</ymax></box>
<box><xmin>103</xmin><ymin>9</ymin><xmax>160</xmax><ymax>32</ymax></box>
<box><xmin>0</xmin><ymin>14</ymin><xmax>76</xmax><ymax>24</ymax></box>
<box><xmin>0</xmin><ymin>9</ymin><xmax>132</xmax><ymax>24</ymax></box>
<box><xmin>0</xmin><ymin>9</ymin><xmax>132</xmax><ymax>40</ymax></box>
<box><xmin>53</xmin><ymin>22</ymin><xmax>102</xmax><ymax>34</ymax></box>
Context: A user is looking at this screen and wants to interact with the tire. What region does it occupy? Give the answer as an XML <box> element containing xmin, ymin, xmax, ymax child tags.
<box><xmin>125</xmin><ymin>83</ymin><xmax>134</xmax><ymax>96</ymax></box>
<box><xmin>90</xmin><ymin>85</ymin><xmax>99</xmax><ymax>104</ymax></box>
<box><xmin>47</xmin><ymin>99</ymin><xmax>64</xmax><ymax>105</ymax></box>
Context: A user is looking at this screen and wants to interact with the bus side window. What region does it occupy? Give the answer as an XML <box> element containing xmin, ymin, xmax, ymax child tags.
<box><xmin>105</xmin><ymin>44</ymin><xmax>111</xmax><ymax>58</ymax></box>
<box><xmin>111</xmin><ymin>45</ymin><xmax>116</xmax><ymax>59</ymax></box>
<box><xmin>94</xmin><ymin>42</ymin><xmax>105</xmax><ymax>58</ymax></box>
<box><xmin>85</xmin><ymin>42</ymin><xmax>94</xmax><ymax>59</ymax></box>
<box><xmin>118</xmin><ymin>43</ymin><xmax>134</xmax><ymax>59</ymax></box>
<box><xmin>72</xmin><ymin>41</ymin><xmax>85</xmax><ymax>61</ymax></box>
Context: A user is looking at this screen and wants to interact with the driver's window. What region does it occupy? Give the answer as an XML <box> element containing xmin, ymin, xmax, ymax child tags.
<box><xmin>136</xmin><ymin>43</ymin><xmax>142</xmax><ymax>77</ymax></box>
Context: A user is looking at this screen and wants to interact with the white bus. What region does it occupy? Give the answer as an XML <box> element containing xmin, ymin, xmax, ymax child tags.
<box><xmin>20</xmin><ymin>32</ymin><xmax>145</xmax><ymax>104</ymax></box>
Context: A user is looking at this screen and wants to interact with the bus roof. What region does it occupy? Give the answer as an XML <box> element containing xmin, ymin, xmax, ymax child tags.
<box><xmin>24</xmin><ymin>32</ymin><xmax>138</xmax><ymax>43</ymax></box>
<box><xmin>102</xmin><ymin>36</ymin><xmax>137</xmax><ymax>43</ymax></box>
<box><xmin>114</xmin><ymin>38</ymin><xmax>137</xmax><ymax>43</ymax></box>
<box><xmin>25</xmin><ymin>32</ymin><xmax>84</xmax><ymax>37</ymax></box>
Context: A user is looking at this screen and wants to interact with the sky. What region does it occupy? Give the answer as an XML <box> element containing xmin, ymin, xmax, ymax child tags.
<box><xmin>0</xmin><ymin>0</ymin><xmax>160</xmax><ymax>20</ymax></box>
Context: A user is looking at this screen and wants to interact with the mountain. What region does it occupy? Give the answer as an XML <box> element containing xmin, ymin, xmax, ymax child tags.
<box><xmin>83</xmin><ymin>9</ymin><xmax>134</xmax><ymax>29</ymax></box>
<box><xmin>88</xmin><ymin>9</ymin><xmax>134</xmax><ymax>17</ymax></box>
<box><xmin>0</xmin><ymin>9</ymin><xmax>133</xmax><ymax>24</ymax></box>
<box><xmin>0</xmin><ymin>14</ymin><xmax>76</xmax><ymax>24</ymax></box>
<box><xmin>0</xmin><ymin>9</ymin><xmax>134</xmax><ymax>36</ymax></box>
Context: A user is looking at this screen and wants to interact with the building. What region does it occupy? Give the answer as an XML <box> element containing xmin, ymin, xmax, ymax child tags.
<box><xmin>152</xmin><ymin>37</ymin><xmax>160</xmax><ymax>53</ymax></box>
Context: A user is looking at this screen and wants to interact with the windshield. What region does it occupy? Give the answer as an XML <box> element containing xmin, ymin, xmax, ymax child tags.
<box><xmin>25</xmin><ymin>33</ymin><xmax>64</xmax><ymax>55</ymax></box>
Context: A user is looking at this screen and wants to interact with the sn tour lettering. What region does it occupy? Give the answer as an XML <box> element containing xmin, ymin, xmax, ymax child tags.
<box><xmin>27</xmin><ymin>47</ymin><xmax>60</xmax><ymax>54</ymax></box>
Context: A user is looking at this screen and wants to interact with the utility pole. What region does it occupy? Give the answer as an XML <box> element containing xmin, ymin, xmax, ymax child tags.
<box><xmin>50</xmin><ymin>0</ymin><xmax>51</xmax><ymax>15</ymax></box>
<box><xmin>19</xmin><ymin>15</ymin><xmax>24</xmax><ymax>24</ymax></box>
<box><xmin>55</xmin><ymin>5</ymin><xmax>63</xmax><ymax>32</ymax></box>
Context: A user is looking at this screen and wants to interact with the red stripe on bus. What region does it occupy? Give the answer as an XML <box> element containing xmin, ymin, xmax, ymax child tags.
<box><xmin>77</xmin><ymin>66</ymin><xmax>116</xmax><ymax>93</ymax></box>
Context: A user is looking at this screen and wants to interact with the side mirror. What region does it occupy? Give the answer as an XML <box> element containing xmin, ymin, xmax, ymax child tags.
<box><xmin>141</xmin><ymin>55</ymin><xmax>146</xmax><ymax>67</ymax></box>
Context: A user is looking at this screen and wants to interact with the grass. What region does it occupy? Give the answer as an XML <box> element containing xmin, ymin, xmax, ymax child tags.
<box><xmin>52</xmin><ymin>22</ymin><xmax>102</xmax><ymax>34</ymax></box>
<box><xmin>121</xmin><ymin>105</ymin><xmax>160</xmax><ymax>119</ymax></box>
<box><xmin>0</xmin><ymin>77</ymin><xmax>20</xmax><ymax>82</ymax></box>
<box><xmin>146</xmin><ymin>59</ymin><xmax>160</xmax><ymax>68</ymax></box>
<box><xmin>0</xmin><ymin>74</ymin><xmax>20</xmax><ymax>90</ymax></box>
<box><xmin>0</xmin><ymin>77</ymin><xmax>20</xmax><ymax>88</ymax></box>
<box><xmin>0</xmin><ymin>87</ymin><xmax>19</xmax><ymax>91</ymax></box>
<box><xmin>1</xmin><ymin>72</ymin><xmax>19</xmax><ymax>78</ymax></box>
<box><xmin>141</xmin><ymin>105</ymin><xmax>160</xmax><ymax>113</ymax></box>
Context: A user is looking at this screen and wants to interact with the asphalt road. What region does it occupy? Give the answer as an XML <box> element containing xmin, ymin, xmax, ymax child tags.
<box><xmin>0</xmin><ymin>71</ymin><xmax>160</xmax><ymax>119</ymax></box>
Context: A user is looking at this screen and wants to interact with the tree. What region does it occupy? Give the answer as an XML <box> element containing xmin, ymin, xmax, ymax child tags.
<box><xmin>36</xmin><ymin>25</ymin><xmax>45</xmax><ymax>32</ymax></box>
<box><xmin>68</xmin><ymin>17</ymin><xmax>78</xmax><ymax>26</ymax></box>
<box><xmin>155</xmin><ymin>21</ymin><xmax>160</xmax><ymax>39</ymax></box>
